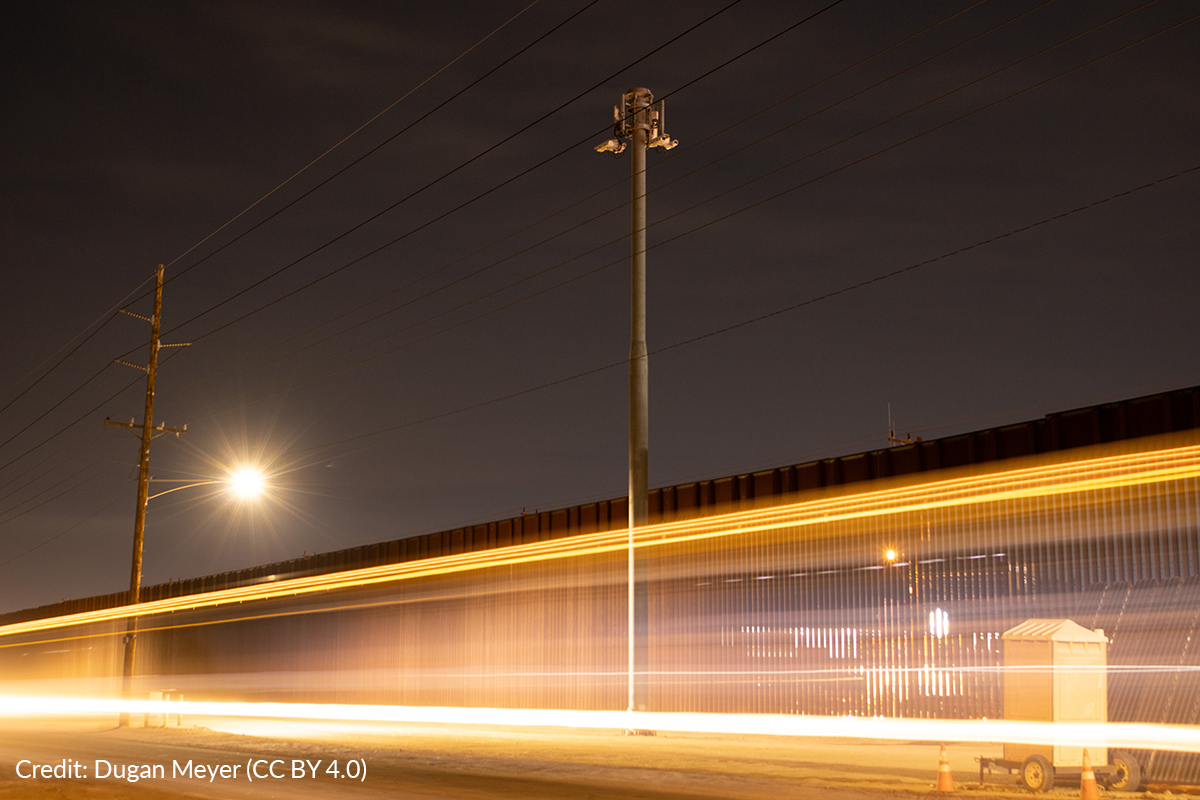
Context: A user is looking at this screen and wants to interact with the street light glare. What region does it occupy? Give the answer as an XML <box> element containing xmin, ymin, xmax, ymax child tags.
<box><xmin>228</xmin><ymin>467</ymin><xmax>265</xmax><ymax>499</ymax></box>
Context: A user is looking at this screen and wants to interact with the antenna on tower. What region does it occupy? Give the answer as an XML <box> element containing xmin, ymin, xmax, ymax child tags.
<box><xmin>887</xmin><ymin>403</ymin><xmax>921</xmax><ymax>446</ymax></box>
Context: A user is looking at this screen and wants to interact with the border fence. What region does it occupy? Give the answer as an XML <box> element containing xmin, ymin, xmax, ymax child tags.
<box><xmin>2</xmin><ymin>389</ymin><xmax>1199</xmax><ymax>785</ymax></box>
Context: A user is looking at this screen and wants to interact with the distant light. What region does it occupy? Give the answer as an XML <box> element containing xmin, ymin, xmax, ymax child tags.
<box><xmin>885</xmin><ymin>548</ymin><xmax>897</xmax><ymax>562</ymax></box>
<box><xmin>228</xmin><ymin>467</ymin><xmax>265</xmax><ymax>499</ymax></box>
<box><xmin>930</xmin><ymin>607</ymin><xmax>949</xmax><ymax>638</ymax></box>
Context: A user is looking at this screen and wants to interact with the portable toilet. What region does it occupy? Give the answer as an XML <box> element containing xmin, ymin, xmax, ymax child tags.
<box><xmin>1001</xmin><ymin>618</ymin><xmax>1108</xmax><ymax>768</ymax></box>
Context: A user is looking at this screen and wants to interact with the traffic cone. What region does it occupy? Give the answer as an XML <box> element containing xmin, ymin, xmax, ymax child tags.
<box><xmin>1080</xmin><ymin>749</ymin><xmax>1100</xmax><ymax>800</ymax></box>
<box><xmin>936</xmin><ymin>744</ymin><xmax>955</xmax><ymax>792</ymax></box>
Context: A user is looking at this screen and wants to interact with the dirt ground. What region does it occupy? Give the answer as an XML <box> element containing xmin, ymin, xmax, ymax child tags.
<box><xmin>0</xmin><ymin>715</ymin><xmax>1189</xmax><ymax>799</ymax></box>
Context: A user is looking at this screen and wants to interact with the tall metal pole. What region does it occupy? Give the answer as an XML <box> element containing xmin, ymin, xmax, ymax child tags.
<box><xmin>119</xmin><ymin>264</ymin><xmax>163</xmax><ymax>727</ymax></box>
<box><xmin>596</xmin><ymin>87</ymin><xmax>675</xmax><ymax>717</ymax></box>
<box><xmin>627</xmin><ymin>87</ymin><xmax>651</xmax><ymax>714</ymax></box>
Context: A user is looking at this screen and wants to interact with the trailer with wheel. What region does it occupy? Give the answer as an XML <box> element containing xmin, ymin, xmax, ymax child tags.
<box><xmin>978</xmin><ymin>748</ymin><xmax>1142</xmax><ymax>793</ymax></box>
<box><xmin>978</xmin><ymin>619</ymin><xmax>1142</xmax><ymax>793</ymax></box>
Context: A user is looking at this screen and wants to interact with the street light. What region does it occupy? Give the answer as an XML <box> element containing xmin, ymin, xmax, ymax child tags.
<box><xmin>117</xmin><ymin>465</ymin><xmax>267</xmax><ymax>726</ymax></box>
<box><xmin>148</xmin><ymin>467</ymin><xmax>268</xmax><ymax>501</ymax></box>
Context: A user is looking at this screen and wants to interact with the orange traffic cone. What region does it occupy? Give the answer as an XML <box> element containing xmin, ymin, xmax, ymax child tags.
<box><xmin>937</xmin><ymin>744</ymin><xmax>955</xmax><ymax>792</ymax></box>
<box><xmin>1080</xmin><ymin>749</ymin><xmax>1100</xmax><ymax>800</ymax></box>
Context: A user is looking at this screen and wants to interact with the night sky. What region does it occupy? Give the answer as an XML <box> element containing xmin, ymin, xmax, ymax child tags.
<box><xmin>1</xmin><ymin>0</ymin><xmax>1196</xmax><ymax>613</ymax></box>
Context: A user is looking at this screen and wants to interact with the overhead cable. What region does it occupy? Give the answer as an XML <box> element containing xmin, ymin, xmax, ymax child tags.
<box><xmin>178</xmin><ymin>5</ymin><xmax>1189</xmax><ymax>417</ymax></box>
<box><xmin>149</xmin><ymin>0</ymin><xmax>834</xmax><ymax>345</ymax></box>
<box><xmin>161</xmin><ymin>0</ymin><xmax>548</xmax><ymax>276</ymax></box>
<box><xmin>295</xmin><ymin>164</ymin><xmax>1200</xmax><ymax>457</ymax></box>
<box><xmin>163</xmin><ymin>0</ymin><xmax>999</xmax><ymax>401</ymax></box>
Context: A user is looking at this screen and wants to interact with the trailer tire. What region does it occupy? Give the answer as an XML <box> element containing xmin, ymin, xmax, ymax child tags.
<box><xmin>1109</xmin><ymin>751</ymin><xmax>1142</xmax><ymax>792</ymax></box>
<box><xmin>1020</xmin><ymin>755</ymin><xmax>1055</xmax><ymax>793</ymax></box>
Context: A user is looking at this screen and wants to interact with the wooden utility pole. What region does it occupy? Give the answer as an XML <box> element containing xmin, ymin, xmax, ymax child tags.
<box><xmin>105</xmin><ymin>264</ymin><xmax>187</xmax><ymax>726</ymax></box>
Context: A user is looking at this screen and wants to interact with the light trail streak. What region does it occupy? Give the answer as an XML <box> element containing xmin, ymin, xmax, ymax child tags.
<box><xmin>1</xmin><ymin>436</ymin><xmax>1198</xmax><ymax>640</ymax></box>
<box><xmin>2</xmin><ymin>695</ymin><xmax>1197</xmax><ymax>752</ymax></box>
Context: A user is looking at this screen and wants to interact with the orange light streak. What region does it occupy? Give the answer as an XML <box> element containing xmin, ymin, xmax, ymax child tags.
<box><xmin>2</xmin><ymin>438</ymin><xmax>1197</xmax><ymax>640</ymax></box>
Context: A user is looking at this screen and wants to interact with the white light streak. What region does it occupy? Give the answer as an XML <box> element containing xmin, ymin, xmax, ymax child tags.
<box><xmin>1</xmin><ymin>696</ymin><xmax>1197</xmax><ymax>752</ymax></box>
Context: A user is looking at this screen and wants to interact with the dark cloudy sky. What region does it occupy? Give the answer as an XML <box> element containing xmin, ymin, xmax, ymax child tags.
<box><xmin>1</xmin><ymin>0</ymin><xmax>1196</xmax><ymax>613</ymax></box>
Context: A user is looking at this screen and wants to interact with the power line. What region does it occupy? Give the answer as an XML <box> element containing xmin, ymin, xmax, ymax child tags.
<box><xmin>0</xmin><ymin>493</ymin><xmax>124</xmax><ymax>571</ymax></box>
<box><xmin>175</xmin><ymin>3</ymin><xmax>1179</xmax><ymax>419</ymax></box>
<box><xmin>126</xmin><ymin>0</ymin><xmax>855</xmax><ymax>410</ymax></box>
<box><xmin>0</xmin><ymin>1</ymin><xmax>566</xmax><ymax>467</ymax></box>
<box><xmin>0</xmin><ymin>426</ymin><xmax>104</xmax><ymax>505</ymax></box>
<box><xmin>0</xmin><ymin>362</ymin><xmax>118</xmax><ymax>455</ymax></box>
<box><xmin>157</xmin><ymin>0</ymin><xmax>600</xmax><ymax>289</ymax></box>
<box><xmin>652</xmin><ymin>165</ymin><xmax>1200</xmax><ymax>363</ymax></box>
<box><xmin>0</xmin><ymin>4</ymin><xmax>579</xmax><ymax>468</ymax></box>
<box><xmin>1</xmin><ymin>5</ymin><xmax>590</xmax><ymax>471</ymax></box>
<box><xmin>0</xmin><ymin>275</ymin><xmax>154</xmax><ymax>421</ymax></box>
<box><xmin>161</xmin><ymin>0</ymin><xmax>549</xmax><ymax>276</ymax></box>
<box><xmin>5</xmin><ymin>8</ymin><xmax>1194</xmax><ymax>593</ymax></box>
<box><xmin>11</xmin><ymin>0</ymin><xmax>987</xmax><ymax>454</ymax></box>
<box><xmin>93</xmin><ymin>0</ymin><xmax>848</xmax><ymax>466</ymax></box>
<box><xmin>294</xmin><ymin>164</ymin><xmax>1199</xmax><ymax>458</ymax></box>
<box><xmin>179</xmin><ymin>5</ymin><xmax>1197</xmax><ymax>422</ymax></box>
<box><xmin>147</xmin><ymin>0</ymin><xmax>821</xmax><ymax>347</ymax></box>
<box><xmin>0</xmin><ymin>456</ymin><xmax>123</xmax><ymax>531</ymax></box>
<box><xmin>1</xmin><ymin>0</ymin><xmax>554</xmax><ymax>449</ymax></box>
<box><xmin>0</xmin><ymin>349</ymin><xmax>185</xmax><ymax>479</ymax></box>
<box><xmin>0</xmin><ymin>3</ymin><xmax>1180</xmax><ymax>506</ymax></box>
<box><xmin>637</xmin><ymin>8</ymin><xmax>1198</xmax><ymax>263</ymax></box>
<box><xmin>161</xmin><ymin>0</ymin><xmax>999</xmax><ymax>404</ymax></box>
